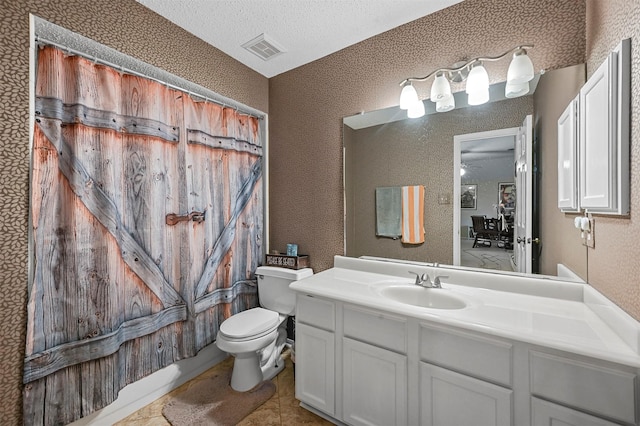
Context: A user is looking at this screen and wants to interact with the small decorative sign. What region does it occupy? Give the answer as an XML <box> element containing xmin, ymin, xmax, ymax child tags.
<box><xmin>265</xmin><ymin>254</ymin><xmax>310</xmax><ymax>270</ymax></box>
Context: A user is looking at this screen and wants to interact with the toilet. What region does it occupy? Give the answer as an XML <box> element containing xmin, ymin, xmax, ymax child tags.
<box><xmin>215</xmin><ymin>265</ymin><xmax>313</xmax><ymax>391</ymax></box>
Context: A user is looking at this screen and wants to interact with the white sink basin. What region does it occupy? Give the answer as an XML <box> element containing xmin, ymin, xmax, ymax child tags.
<box><xmin>379</xmin><ymin>286</ymin><xmax>467</xmax><ymax>310</ymax></box>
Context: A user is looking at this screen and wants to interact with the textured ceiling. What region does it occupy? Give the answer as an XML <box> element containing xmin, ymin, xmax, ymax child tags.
<box><xmin>136</xmin><ymin>0</ymin><xmax>463</xmax><ymax>78</ymax></box>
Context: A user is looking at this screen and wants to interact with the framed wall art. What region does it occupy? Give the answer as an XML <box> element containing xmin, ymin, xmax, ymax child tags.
<box><xmin>461</xmin><ymin>184</ymin><xmax>477</xmax><ymax>209</ymax></box>
<box><xmin>499</xmin><ymin>182</ymin><xmax>516</xmax><ymax>210</ymax></box>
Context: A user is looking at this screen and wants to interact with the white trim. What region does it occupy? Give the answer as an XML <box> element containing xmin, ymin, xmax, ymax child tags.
<box><xmin>70</xmin><ymin>343</ymin><xmax>228</xmax><ymax>425</ymax></box>
<box><xmin>556</xmin><ymin>264</ymin><xmax>584</xmax><ymax>282</ymax></box>
<box><xmin>453</xmin><ymin>127</ymin><xmax>519</xmax><ymax>266</ymax></box>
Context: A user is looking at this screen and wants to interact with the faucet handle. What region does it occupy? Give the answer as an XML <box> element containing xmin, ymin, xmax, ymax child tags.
<box><xmin>432</xmin><ymin>275</ymin><xmax>449</xmax><ymax>287</ymax></box>
<box><xmin>408</xmin><ymin>271</ymin><xmax>429</xmax><ymax>286</ymax></box>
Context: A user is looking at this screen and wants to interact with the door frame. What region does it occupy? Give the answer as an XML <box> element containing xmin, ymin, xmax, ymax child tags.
<box><xmin>453</xmin><ymin>127</ymin><xmax>519</xmax><ymax>266</ymax></box>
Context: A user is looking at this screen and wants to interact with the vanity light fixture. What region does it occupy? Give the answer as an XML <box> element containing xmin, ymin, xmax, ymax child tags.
<box><xmin>398</xmin><ymin>45</ymin><xmax>534</xmax><ymax>118</ymax></box>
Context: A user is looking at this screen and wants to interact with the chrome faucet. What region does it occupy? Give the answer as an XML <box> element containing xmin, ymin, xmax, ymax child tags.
<box><xmin>409</xmin><ymin>271</ymin><xmax>429</xmax><ymax>286</ymax></box>
<box><xmin>408</xmin><ymin>270</ymin><xmax>449</xmax><ymax>288</ymax></box>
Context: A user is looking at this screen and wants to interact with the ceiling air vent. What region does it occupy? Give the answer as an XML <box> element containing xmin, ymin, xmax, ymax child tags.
<box><xmin>242</xmin><ymin>33</ymin><xmax>286</xmax><ymax>61</ymax></box>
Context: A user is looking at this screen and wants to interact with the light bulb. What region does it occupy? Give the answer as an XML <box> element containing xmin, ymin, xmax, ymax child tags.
<box><xmin>505</xmin><ymin>80</ymin><xmax>530</xmax><ymax>98</ymax></box>
<box><xmin>460</xmin><ymin>168</ymin><xmax>466</xmax><ymax>176</ymax></box>
<box><xmin>407</xmin><ymin>98</ymin><xmax>425</xmax><ymax>118</ymax></box>
<box><xmin>430</xmin><ymin>73</ymin><xmax>452</xmax><ymax>102</ymax></box>
<box><xmin>507</xmin><ymin>51</ymin><xmax>534</xmax><ymax>85</ymax></box>
<box><xmin>436</xmin><ymin>94</ymin><xmax>455</xmax><ymax>112</ymax></box>
<box><xmin>400</xmin><ymin>83</ymin><xmax>419</xmax><ymax>110</ymax></box>
<box><xmin>466</xmin><ymin>64</ymin><xmax>489</xmax><ymax>94</ymax></box>
<box><xmin>468</xmin><ymin>89</ymin><xmax>489</xmax><ymax>106</ymax></box>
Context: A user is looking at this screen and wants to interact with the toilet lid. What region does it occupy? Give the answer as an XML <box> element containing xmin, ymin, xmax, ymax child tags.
<box><xmin>219</xmin><ymin>308</ymin><xmax>280</xmax><ymax>340</ymax></box>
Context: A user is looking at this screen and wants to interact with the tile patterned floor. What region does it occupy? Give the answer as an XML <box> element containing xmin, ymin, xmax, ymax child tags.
<box><xmin>115</xmin><ymin>354</ymin><xmax>331</xmax><ymax>425</ymax></box>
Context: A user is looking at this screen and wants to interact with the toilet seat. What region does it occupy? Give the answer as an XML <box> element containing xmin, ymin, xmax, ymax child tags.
<box><xmin>218</xmin><ymin>308</ymin><xmax>280</xmax><ymax>341</ymax></box>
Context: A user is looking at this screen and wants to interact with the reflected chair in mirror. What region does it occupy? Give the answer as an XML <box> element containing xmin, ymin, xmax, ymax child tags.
<box><xmin>496</xmin><ymin>214</ymin><xmax>514</xmax><ymax>250</ymax></box>
<box><xmin>471</xmin><ymin>215</ymin><xmax>500</xmax><ymax>248</ymax></box>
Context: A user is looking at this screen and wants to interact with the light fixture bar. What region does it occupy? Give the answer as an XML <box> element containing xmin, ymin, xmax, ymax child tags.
<box><xmin>398</xmin><ymin>44</ymin><xmax>534</xmax><ymax>86</ymax></box>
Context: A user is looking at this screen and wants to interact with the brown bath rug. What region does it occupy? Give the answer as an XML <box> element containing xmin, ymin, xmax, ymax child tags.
<box><xmin>162</xmin><ymin>368</ymin><xmax>276</xmax><ymax>426</ymax></box>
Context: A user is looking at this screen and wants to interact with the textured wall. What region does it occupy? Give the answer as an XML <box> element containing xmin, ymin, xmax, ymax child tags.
<box><xmin>269</xmin><ymin>0</ymin><xmax>585</xmax><ymax>270</ymax></box>
<box><xmin>0</xmin><ymin>1</ymin><xmax>267</xmax><ymax>423</ymax></box>
<box><xmin>269</xmin><ymin>0</ymin><xmax>586</xmax><ymax>273</ymax></box>
<box><xmin>584</xmin><ymin>1</ymin><xmax>640</xmax><ymax>318</ymax></box>
<box><xmin>345</xmin><ymin>97</ymin><xmax>532</xmax><ymax>263</ymax></box>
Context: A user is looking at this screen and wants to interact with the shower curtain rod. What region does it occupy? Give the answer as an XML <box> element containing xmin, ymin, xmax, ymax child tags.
<box><xmin>34</xmin><ymin>36</ymin><xmax>264</xmax><ymax>120</ymax></box>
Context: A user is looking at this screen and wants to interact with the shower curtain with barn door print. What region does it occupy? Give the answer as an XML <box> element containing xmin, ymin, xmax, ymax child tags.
<box><xmin>24</xmin><ymin>45</ymin><xmax>264</xmax><ymax>425</ymax></box>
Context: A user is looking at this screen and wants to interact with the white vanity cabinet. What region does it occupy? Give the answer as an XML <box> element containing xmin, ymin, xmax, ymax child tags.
<box><xmin>343</xmin><ymin>338</ymin><xmax>407</xmax><ymax>426</ymax></box>
<box><xmin>418</xmin><ymin>323</ymin><xmax>513</xmax><ymax>426</ymax></box>
<box><xmin>529</xmin><ymin>349</ymin><xmax>638</xmax><ymax>426</ymax></box>
<box><xmin>342</xmin><ymin>305</ymin><xmax>408</xmax><ymax>426</ymax></box>
<box><xmin>557</xmin><ymin>38</ymin><xmax>630</xmax><ymax>214</ymax></box>
<box><xmin>420</xmin><ymin>363</ymin><xmax>512</xmax><ymax>426</ymax></box>
<box><xmin>531</xmin><ymin>398</ymin><xmax>623</xmax><ymax>426</ymax></box>
<box><xmin>295</xmin><ymin>295</ymin><xmax>336</xmax><ymax>417</ymax></box>
<box><xmin>294</xmin><ymin>292</ymin><xmax>639</xmax><ymax>426</ymax></box>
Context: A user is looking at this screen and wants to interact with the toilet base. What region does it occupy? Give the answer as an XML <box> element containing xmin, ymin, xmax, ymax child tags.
<box><xmin>261</xmin><ymin>351</ymin><xmax>286</xmax><ymax>381</ymax></box>
<box><xmin>226</xmin><ymin>324</ymin><xmax>289</xmax><ymax>392</ymax></box>
<box><xmin>230</xmin><ymin>352</ymin><xmax>263</xmax><ymax>392</ymax></box>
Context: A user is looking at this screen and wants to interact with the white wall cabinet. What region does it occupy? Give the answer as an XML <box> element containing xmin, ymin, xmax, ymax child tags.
<box><xmin>557</xmin><ymin>38</ymin><xmax>630</xmax><ymax>215</ymax></box>
<box><xmin>557</xmin><ymin>96</ymin><xmax>579</xmax><ymax>212</ymax></box>
<box><xmin>419</xmin><ymin>363</ymin><xmax>512</xmax><ymax>426</ymax></box>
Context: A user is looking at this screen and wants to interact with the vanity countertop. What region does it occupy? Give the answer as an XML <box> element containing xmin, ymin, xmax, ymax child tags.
<box><xmin>290</xmin><ymin>261</ymin><xmax>640</xmax><ymax>368</ymax></box>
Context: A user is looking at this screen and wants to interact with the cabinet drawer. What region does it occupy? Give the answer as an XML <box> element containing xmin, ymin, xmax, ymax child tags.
<box><xmin>296</xmin><ymin>294</ymin><xmax>335</xmax><ymax>331</ymax></box>
<box><xmin>530</xmin><ymin>350</ymin><xmax>636</xmax><ymax>424</ymax></box>
<box><xmin>531</xmin><ymin>397</ymin><xmax>622</xmax><ymax>426</ymax></box>
<box><xmin>419</xmin><ymin>323</ymin><xmax>512</xmax><ymax>387</ymax></box>
<box><xmin>344</xmin><ymin>305</ymin><xmax>407</xmax><ymax>353</ymax></box>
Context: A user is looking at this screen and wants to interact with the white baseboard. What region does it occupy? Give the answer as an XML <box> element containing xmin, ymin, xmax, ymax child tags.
<box><xmin>70</xmin><ymin>343</ymin><xmax>228</xmax><ymax>425</ymax></box>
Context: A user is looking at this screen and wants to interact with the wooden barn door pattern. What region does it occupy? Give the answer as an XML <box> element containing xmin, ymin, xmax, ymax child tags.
<box><xmin>24</xmin><ymin>46</ymin><xmax>264</xmax><ymax>424</ymax></box>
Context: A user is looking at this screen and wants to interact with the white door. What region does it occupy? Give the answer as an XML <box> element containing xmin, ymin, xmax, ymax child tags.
<box><xmin>514</xmin><ymin>115</ymin><xmax>533</xmax><ymax>273</ymax></box>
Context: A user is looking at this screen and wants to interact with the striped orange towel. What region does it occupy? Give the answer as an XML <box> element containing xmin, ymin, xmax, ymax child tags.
<box><xmin>401</xmin><ymin>185</ymin><xmax>425</xmax><ymax>244</ymax></box>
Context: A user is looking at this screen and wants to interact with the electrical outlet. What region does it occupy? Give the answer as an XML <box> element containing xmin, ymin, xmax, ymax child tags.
<box><xmin>585</xmin><ymin>217</ymin><xmax>595</xmax><ymax>248</ymax></box>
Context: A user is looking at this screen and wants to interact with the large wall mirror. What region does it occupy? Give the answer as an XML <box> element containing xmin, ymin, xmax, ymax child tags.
<box><xmin>344</xmin><ymin>64</ymin><xmax>587</xmax><ymax>282</ymax></box>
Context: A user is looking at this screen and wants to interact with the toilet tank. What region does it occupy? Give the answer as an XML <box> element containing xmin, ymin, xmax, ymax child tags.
<box><xmin>255</xmin><ymin>266</ymin><xmax>313</xmax><ymax>315</ymax></box>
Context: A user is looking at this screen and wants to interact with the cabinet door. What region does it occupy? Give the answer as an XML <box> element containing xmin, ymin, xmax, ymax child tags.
<box><xmin>343</xmin><ymin>337</ymin><xmax>407</xmax><ymax>426</ymax></box>
<box><xmin>420</xmin><ymin>363</ymin><xmax>512</xmax><ymax>426</ymax></box>
<box><xmin>579</xmin><ymin>52</ymin><xmax>616</xmax><ymax>211</ymax></box>
<box><xmin>558</xmin><ymin>96</ymin><xmax>579</xmax><ymax>211</ymax></box>
<box><xmin>578</xmin><ymin>39</ymin><xmax>630</xmax><ymax>214</ymax></box>
<box><xmin>532</xmin><ymin>397</ymin><xmax>622</xmax><ymax>426</ymax></box>
<box><xmin>295</xmin><ymin>323</ymin><xmax>335</xmax><ymax>416</ymax></box>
